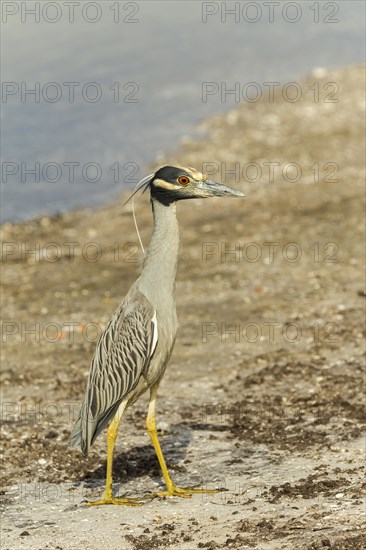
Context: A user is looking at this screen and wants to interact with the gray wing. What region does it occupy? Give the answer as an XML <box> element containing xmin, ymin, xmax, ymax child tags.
<box><xmin>70</xmin><ymin>290</ymin><xmax>158</xmax><ymax>455</ymax></box>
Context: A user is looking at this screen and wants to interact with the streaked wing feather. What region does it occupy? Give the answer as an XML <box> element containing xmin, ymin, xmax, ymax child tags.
<box><xmin>71</xmin><ymin>290</ymin><xmax>157</xmax><ymax>454</ymax></box>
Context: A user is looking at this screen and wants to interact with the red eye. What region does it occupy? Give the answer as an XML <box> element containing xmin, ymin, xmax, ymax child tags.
<box><xmin>178</xmin><ymin>176</ymin><xmax>190</xmax><ymax>186</ymax></box>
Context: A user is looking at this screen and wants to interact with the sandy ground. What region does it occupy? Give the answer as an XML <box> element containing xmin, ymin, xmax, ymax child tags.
<box><xmin>1</xmin><ymin>65</ymin><xmax>365</xmax><ymax>549</ymax></box>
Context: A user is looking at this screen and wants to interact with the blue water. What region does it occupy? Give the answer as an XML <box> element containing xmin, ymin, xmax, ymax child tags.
<box><xmin>1</xmin><ymin>0</ymin><xmax>365</xmax><ymax>221</ymax></box>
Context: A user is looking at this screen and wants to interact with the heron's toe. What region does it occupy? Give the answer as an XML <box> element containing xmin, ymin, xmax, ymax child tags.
<box><xmin>86</xmin><ymin>496</ymin><xmax>144</xmax><ymax>507</ymax></box>
<box><xmin>154</xmin><ymin>484</ymin><xmax>226</xmax><ymax>499</ymax></box>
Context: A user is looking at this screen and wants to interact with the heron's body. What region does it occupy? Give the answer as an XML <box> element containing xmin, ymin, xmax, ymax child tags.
<box><xmin>71</xmin><ymin>199</ymin><xmax>179</xmax><ymax>454</ymax></box>
<box><xmin>70</xmin><ymin>165</ymin><xmax>244</xmax><ymax>505</ymax></box>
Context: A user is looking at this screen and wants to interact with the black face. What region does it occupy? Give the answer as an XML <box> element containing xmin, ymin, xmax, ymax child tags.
<box><xmin>148</xmin><ymin>164</ymin><xmax>245</xmax><ymax>206</ymax></box>
<box><xmin>150</xmin><ymin>166</ymin><xmax>196</xmax><ymax>205</ymax></box>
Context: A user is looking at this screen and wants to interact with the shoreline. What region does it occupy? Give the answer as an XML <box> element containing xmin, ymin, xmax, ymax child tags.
<box><xmin>1</xmin><ymin>63</ymin><xmax>364</xmax><ymax>229</ymax></box>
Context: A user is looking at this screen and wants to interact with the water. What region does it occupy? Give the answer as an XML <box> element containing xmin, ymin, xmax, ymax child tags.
<box><xmin>1</xmin><ymin>0</ymin><xmax>365</xmax><ymax>222</ymax></box>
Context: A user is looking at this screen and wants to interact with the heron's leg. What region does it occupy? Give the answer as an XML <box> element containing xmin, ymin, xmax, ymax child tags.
<box><xmin>87</xmin><ymin>401</ymin><xmax>143</xmax><ymax>507</ymax></box>
<box><xmin>147</xmin><ymin>385</ymin><xmax>224</xmax><ymax>498</ymax></box>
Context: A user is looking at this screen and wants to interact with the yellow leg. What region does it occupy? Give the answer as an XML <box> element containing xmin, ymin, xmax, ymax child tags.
<box><xmin>87</xmin><ymin>401</ymin><xmax>144</xmax><ymax>506</ymax></box>
<box><xmin>146</xmin><ymin>385</ymin><xmax>224</xmax><ymax>498</ymax></box>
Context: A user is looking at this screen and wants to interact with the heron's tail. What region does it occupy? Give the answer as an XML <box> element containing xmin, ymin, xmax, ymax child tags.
<box><xmin>69</xmin><ymin>401</ymin><xmax>122</xmax><ymax>456</ymax></box>
<box><xmin>69</xmin><ymin>416</ymin><xmax>85</xmax><ymax>454</ymax></box>
<box><xmin>69</xmin><ymin>406</ymin><xmax>97</xmax><ymax>456</ymax></box>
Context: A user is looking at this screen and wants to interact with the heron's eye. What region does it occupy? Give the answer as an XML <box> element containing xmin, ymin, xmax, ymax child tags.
<box><xmin>178</xmin><ymin>176</ymin><xmax>190</xmax><ymax>186</ymax></box>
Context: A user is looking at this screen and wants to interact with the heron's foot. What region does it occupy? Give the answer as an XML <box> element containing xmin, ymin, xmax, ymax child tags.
<box><xmin>86</xmin><ymin>494</ymin><xmax>146</xmax><ymax>507</ymax></box>
<box><xmin>154</xmin><ymin>484</ymin><xmax>226</xmax><ymax>499</ymax></box>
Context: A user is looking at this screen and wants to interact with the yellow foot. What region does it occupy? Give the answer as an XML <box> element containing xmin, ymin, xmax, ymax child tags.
<box><xmin>154</xmin><ymin>485</ymin><xmax>226</xmax><ymax>499</ymax></box>
<box><xmin>86</xmin><ymin>496</ymin><xmax>144</xmax><ymax>507</ymax></box>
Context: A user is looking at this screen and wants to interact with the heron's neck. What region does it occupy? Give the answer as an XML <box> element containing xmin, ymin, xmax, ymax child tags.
<box><xmin>138</xmin><ymin>198</ymin><xmax>179</xmax><ymax>307</ymax></box>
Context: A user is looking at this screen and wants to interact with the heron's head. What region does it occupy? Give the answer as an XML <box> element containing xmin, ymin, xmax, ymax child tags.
<box><xmin>149</xmin><ymin>165</ymin><xmax>244</xmax><ymax>205</ymax></box>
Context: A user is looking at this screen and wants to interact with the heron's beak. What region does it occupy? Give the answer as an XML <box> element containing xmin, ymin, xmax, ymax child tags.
<box><xmin>193</xmin><ymin>179</ymin><xmax>245</xmax><ymax>198</ymax></box>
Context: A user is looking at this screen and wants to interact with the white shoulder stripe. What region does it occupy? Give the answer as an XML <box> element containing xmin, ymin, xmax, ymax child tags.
<box><xmin>150</xmin><ymin>311</ymin><xmax>158</xmax><ymax>357</ymax></box>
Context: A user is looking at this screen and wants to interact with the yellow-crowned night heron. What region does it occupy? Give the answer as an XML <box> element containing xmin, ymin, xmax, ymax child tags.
<box><xmin>70</xmin><ymin>165</ymin><xmax>244</xmax><ymax>506</ymax></box>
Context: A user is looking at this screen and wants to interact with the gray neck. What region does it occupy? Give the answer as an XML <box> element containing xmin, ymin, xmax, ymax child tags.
<box><xmin>137</xmin><ymin>198</ymin><xmax>179</xmax><ymax>309</ymax></box>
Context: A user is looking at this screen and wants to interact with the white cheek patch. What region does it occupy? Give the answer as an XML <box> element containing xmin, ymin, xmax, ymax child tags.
<box><xmin>154</xmin><ymin>179</ymin><xmax>178</xmax><ymax>191</ymax></box>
